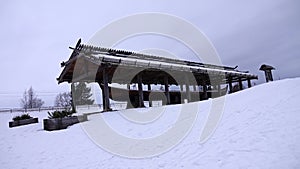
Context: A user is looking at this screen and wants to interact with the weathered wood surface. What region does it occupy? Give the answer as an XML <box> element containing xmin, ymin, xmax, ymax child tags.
<box><xmin>9</xmin><ymin>118</ymin><xmax>39</xmax><ymax>128</ymax></box>
<box><xmin>43</xmin><ymin>115</ymin><xmax>87</xmax><ymax>131</ymax></box>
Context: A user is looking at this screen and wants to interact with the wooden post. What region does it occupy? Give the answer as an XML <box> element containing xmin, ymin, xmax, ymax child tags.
<box><xmin>228</xmin><ymin>76</ymin><xmax>233</xmax><ymax>93</ymax></box>
<box><xmin>164</xmin><ymin>76</ymin><xmax>170</xmax><ymax>105</ymax></box>
<box><xmin>180</xmin><ymin>84</ymin><xmax>184</xmax><ymax>91</ymax></box>
<box><xmin>127</xmin><ymin>84</ymin><xmax>130</xmax><ymax>90</ymax></box>
<box><xmin>259</xmin><ymin>64</ymin><xmax>275</xmax><ymax>83</ymax></box>
<box><xmin>218</xmin><ymin>84</ymin><xmax>221</xmax><ymax>96</ymax></box>
<box><xmin>71</xmin><ymin>83</ymin><xmax>76</xmax><ymax>112</ymax></box>
<box><xmin>102</xmin><ymin>68</ymin><xmax>111</xmax><ymax>111</ymax></box>
<box><xmin>137</xmin><ymin>74</ymin><xmax>144</xmax><ymax>107</ymax></box>
<box><xmin>265</xmin><ymin>70</ymin><xmax>274</xmax><ymax>82</ymax></box>
<box><xmin>202</xmin><ymin>81</ymin><xmax>208</xmax><ymax>100</ymax></box>
<box><xmin>147</xmin><ymin>84</ymin><xmax>151</xmax><ymax>91</ymax></box>
<box><xmin>185</xmin><ymin>84</ymin><xmax>191</xmax><ymax>102</ymax></box>
<box><xmin>193</xmin><ymin>85</ymin><xmax>196</xmax><ymax>91</ymax></box>
<box><xmin>247</xmin><ymin>78</ymin><xmax>252</xmax><ymax>88</ymax></box>
<box><xmin>99</xmin><ymin>83</ymin><xmax>105</xmax><ymax>109</ymax></box>
<box><xmin>148</xmin><ymin>84</ymin><xmax>152</xmax><ymax>107</ymax></box>
<box><xmin>179</xmin><ymin>84</ymin><xmax>184</xmax><ymax>103</ymax></box>
<box><xmin>238</xmin><ymin>77</ymin><xmax>243</xmax><ymax>90</ymax></box>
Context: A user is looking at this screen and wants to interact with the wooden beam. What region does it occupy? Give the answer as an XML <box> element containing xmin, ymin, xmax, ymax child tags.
<box><xmin>202</xmin><ymin>81</ymin><xmax>208</xmax><ymax>100</ymax></box>
<box><xmin>147</xmin><ymin>84</ymin><xmax>151</xmax><ymax>91</ymax></box>
<box><xmin>99</xmin><ymin>83</ymin><xmax>105</xmax><ymax>110</ymax></box>
<box><xmin>185</xmin><ymin>78</ymin><xmax>191</xmax><ymax>102</ymax></box>
<box><xmin>228</xmin><ymin>76</ymin><xmax>233</xmax><ymax>93</ymax></box>
<box><xmin>180</xmin><ymin>84</ymin><xmax>184</xmax><ymax>91</ymax></box>
<box><xmin>148</xmin><ymin>84</ymin><xmax>152</xmax><ymax>107</ymax></box>
<box><xmin>238</xmin><ymin>77</ymin><xmax>243</xmax><ymax>90</ymax></box>
<box><xmin>247</xmin><ymin>78</ymin><xmax>252</xmax><ymax>88</ymax></box>
<box><xmin>137</xmin><ymin>74</ymin><xmax>144</xmax><ymax>107</ymax></box>
<box><xmin>71</xmin><ymin>83</ymin><xmax>76</xmax><ymax>112</ymax></box>
<box><xmin>164</xmin><ymin>76</ymin><xmax>170</xmax><ymax>105</ymax></box>
<box><xmin>102</xmin><ymin>68</ymin><xmax>111</xmax><ymax>111</ymax></box>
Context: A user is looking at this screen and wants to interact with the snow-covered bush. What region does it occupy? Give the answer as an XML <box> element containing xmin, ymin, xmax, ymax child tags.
<box><xmin>12</xmin><ymin>114</ymin><xmax>32</xmax><ymax>121</ymax></box>
<box><xmin>47</xmin><ymin>110</ymin><xmax>74</xmax><ymax>119</ymax></box>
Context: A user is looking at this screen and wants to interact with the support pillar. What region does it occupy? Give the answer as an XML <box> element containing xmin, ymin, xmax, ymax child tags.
<box><xmin>184</xmin><ymin>76</ymin><xmax>191</xmax><ymax>103</ymax></box>
<box><xmin>218</xmin><ymin>84</ymin><xmax>221</xmax><ymax>96</ymax></box>
<box><xmin>71</xmin><ymin>83</ymin><xmax>76</xmax><ymax>112</ymax></box>
<box><xmin>238</xmin><ymin>77</ymin><xmax>243</xmax><ymax>90</ymax></box>
<box><xmin>265</xmin><ymin>70</ymin><xmax>273</xmax><ymax>82</ymax></box>
<box><xmin>137</xmin><ymin>74</ymin><xmax>144</xmax><ymax>107</ymax></box>
<box><xmin>179</xmin><ymin>84</ymin><xmax>184</xmax><ymax>103</ymax></box>
<box><xmin>186</xmin><ymin>84</ymin><xmax>191</xmax><ymax>102</ymax></box>
<box><xmin>247</xmin><ymin>78</ymin><xmax>252</xmax><ymax>88</ymax></box>
<box><xmin>202</xmin><ymin>81</ymin><xmax>208</xmax><ymax>100</ymax></box>
<box><xmin>102</xmin><ymin>68</ymin><xmax>111</xmax><ymax>111</ymax></box>
<box><xmin>99</xmin><ymin>84</ymin><xmax>105</xmax><ymax>108</ymax></box>
<box><xmin>228</xmin><ymin>76</ymin><xmax>233</xmax><ymax>93</ymax></box>
<box><xmin>164</xmin><ymin>76</ymin><xmax>170</xmax><ymax>105</ymax></box>
<box><xmin>127</xmin><ymin>84</ymin><xmax>130</xmax><ymax>90</ymax></box>
<box><xmin>180</xmin><ymin>84</ymin><xmax>184</xmax><ymax>91</ymax></box>
<box><xmin>148</xmin><ymin>84</ymin><xmax>152</xmax><ymax>107</ymax></box>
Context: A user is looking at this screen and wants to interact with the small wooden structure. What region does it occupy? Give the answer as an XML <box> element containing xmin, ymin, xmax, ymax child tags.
<box><xmin>57</xmin><ymin>39</ymin><xmax>258</xmax><ymax>111</ymax></box>
<box><xmin>43</xmin><ymin>115</ymin><xmax>87</xmax><ymax>131</ymax></box>
<box><xmin>259</xmin><ymin>64</ymin><xmax>275</xmax><ymax>82</ymax></box>
<box><xmin>9</xmin><ymin>118</ymin><xmax>38</xmax><ymax>128</ymax></box>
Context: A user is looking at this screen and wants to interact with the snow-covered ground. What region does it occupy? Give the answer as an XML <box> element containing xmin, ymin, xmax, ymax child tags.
<box><xmin>1</xmin><ymin>78</ymin><xmax>300</xmax><ymax>169</ymax></box>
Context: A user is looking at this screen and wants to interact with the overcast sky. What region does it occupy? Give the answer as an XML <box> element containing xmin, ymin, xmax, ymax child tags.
<box><xmin>0</xmin><ymin>0</ymin><xmax>299</xmax><ymax>108</ymax></box>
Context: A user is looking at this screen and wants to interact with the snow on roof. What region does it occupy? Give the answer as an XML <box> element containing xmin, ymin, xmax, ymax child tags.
<box><xmin>259</xmin><ymin>64</ymin><xmax>275</xmax><ymax>71</ymax></box>
<box><xmin>57</xmin><ymin>40</ymin><xmax>258</xmax><ymax>84</ymax></box>
<box><xmin>78</xmin><ymin>43</ymin><xmax>257</xmax><ymax>77</ymax></box>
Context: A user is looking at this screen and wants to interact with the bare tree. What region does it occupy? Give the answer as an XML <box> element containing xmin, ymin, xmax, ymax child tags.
<box><xmin>20</xmin><ymin>87</ymin><xmax>44</xmax><ymax>109</ymax></box>
<box><xmin>54</xmin><ymin>92</ymin><xmax>72</xmax><ymax>108</ymax></box>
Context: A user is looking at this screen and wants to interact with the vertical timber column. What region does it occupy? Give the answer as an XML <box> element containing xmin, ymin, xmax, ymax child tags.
<box><xmin>71</xmin><ymin>83</ymin><xmax>76</xmax><ymax>112</ymax></box>
<box><xmin>264</xmin><ymin>71</ymin><xmax>269</xmax><ymax>82</ymax></box>
<box><xmin>164</xmin><ymin>76</ymin><xmax>170</xmax><ymax>105</ymax></box>
<box><xmin>102</xmin><ymin>68</ymin><xmax>111</xmax><ymax>111</ymax></box>
<box><xmin>228</xmin><ymin>76</ymin><xmax>233</xmax><ymax>93</ymax></box>
<box><xmin>148</xmin><ymin>84</ymin><xmax>152</xmax><ymax>107</ymax></box>
<box><xmin>247</xmin><ymin>78</ymin><xmax>252</xmax><ymax>88</ymax></box>
<box><xmin>202</xmin><ymin>81</ymin><xmax>208</xmax><ymax>100</ymax></box>
<box><xmin>238</xmin><ymin>77</ymin><xmax>243</xmax><ymax>90</ymax></box>
<box><xmin>180</xmin><ymin>84</ymin><xmax>184</xmax><ymax>91</ymax></box>
<box><xmin>267</xmin><ymin>70</ymin><xmax>273</xmax><ymax>82</ymax></box>
<box><xmin>98</xmin><ymin>83</ymin><xmax>105</xmax><ymax>109</ymax></box>
<box><xmin>180</xmin><ymin>84</ymin><xmax>184</xmax><ymax>103</ymax></box>
<box><xmin>264</xmin><ymin>70</ymin><xmax>274</xmax><ymax>82</ymax></box>
<box><xmin>185</xmin><ymin>80</ymin><xmax>191</xmax><ymax>102</ymax></box>
<box><xmin>218</xmin><ymin>84</ymin><xmax>222</xmax><ymax>96</ymax></box>
<box><xmin>137</xmin><ymin>74</ymin><xmax>144</xmax><ymax>107</ymax></box>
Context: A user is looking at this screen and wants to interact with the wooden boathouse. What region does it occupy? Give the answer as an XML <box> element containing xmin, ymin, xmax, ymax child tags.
<box><xmin>57</xmin><ymin>39</ymin><xmax>258</xmax><ymax>111</ymax></box>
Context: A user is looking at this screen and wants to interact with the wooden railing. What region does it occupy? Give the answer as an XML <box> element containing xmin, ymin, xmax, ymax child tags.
<box><xmin>0</xmin><ymin>107</ymin><xmax>70</xmax><ymax>113</ymax></box>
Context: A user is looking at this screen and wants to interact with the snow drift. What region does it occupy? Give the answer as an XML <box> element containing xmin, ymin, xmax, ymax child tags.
<box><xmin>1</xmin><ymin>78</ymin><xmax>300</xmax><ymax>169</ymax></box>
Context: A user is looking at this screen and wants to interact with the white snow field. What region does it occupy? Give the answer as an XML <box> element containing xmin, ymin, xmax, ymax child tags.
<box><xmin>1</xmin><ymin>78</ymin><xmax>300</xmax><ymax>169</ymax></box>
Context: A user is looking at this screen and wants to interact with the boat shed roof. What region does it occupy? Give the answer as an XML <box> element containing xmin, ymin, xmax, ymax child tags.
<box><xmin>57</xmin><ymin>39</ymin><xmax>258</xmax><ymax>85</ymax></box>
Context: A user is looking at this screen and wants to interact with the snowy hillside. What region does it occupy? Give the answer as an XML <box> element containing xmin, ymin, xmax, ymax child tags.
<box><xmin>1</xmin><ymin>78</ymin><xmax>300</xmax><ymax>169</ymax></box>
